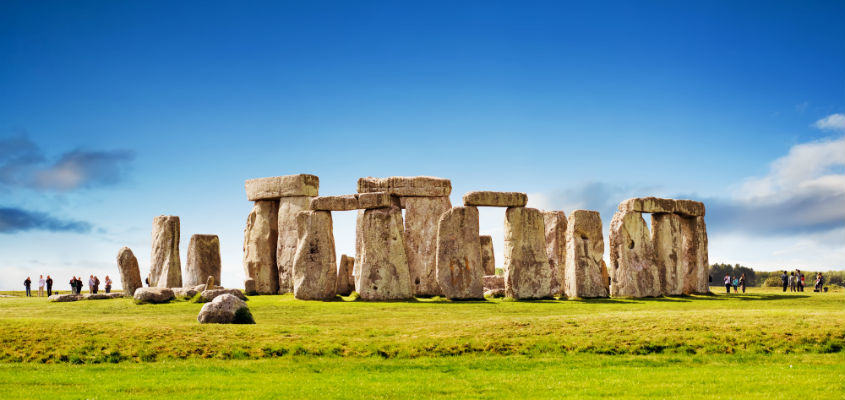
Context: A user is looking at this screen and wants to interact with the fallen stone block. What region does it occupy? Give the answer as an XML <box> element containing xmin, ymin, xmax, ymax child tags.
<box><xmin>133</xmin><ymin>287</ymin><xmax>175</xmax><ymax>304</ymax></box>
<box><xmin>462</xmin><ymin>191</ymin><xmax>527</xmax><ymax>207</ymax></box>
<box><xmin>245</xmin><ymin>174</ymin><xmax>319</xmax><ymax>201</ymax></box>
<box><xmin>49</xmin><ymin>294</ymin><xmax>81</xmax><ymax>302</ymax></box>
<box><xmin>201</xmin><ymin>288</ymin><xmax>247</xmax><ymax>302</ymax></box>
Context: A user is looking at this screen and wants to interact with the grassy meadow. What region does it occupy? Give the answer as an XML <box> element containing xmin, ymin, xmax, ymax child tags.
<box><xmin>0</xmin><ymin>286</ymin><xmax>842</xmax><ymax>399</ymax></box>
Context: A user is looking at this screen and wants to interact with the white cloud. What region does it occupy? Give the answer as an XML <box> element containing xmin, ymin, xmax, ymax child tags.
<box><xmin>813</xmin><ymin>113</ymin><xmax>845</xmax><ymax>131</ymax></box>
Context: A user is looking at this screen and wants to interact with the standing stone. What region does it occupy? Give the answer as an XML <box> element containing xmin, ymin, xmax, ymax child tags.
<box><xmin>479</xmin><ymin>235</ymin><xmax>496</xmax><ymax>275</ymax></box>
<box><xmin>404</xmin><ymin>196</ymin><xmax>451</xmax><ymax>296</ymax></box>
<box><xmin>116</xmin><ymin>247</ymin><xmax>142</xmax><ymax>296</ymax></box>
<box><xmin>292</xmin><ymin>211</ymin><xmax>337</xmax><ymax>300</ymax></box>
<box><xmin>150</xmin><ymin>215</ymin><xmax>181</xmax><ymax>288</ymax></box>
<box><xmin>564</xmin><ymin>210</ymin><xmax>608</xmax><ymax>298</ymax></box>
<box><xmin>652</xmin><ymin>213</ymin><xmax>710</xmax><ymax>295</ymax></box>
<box><xmin>609</xmin><ymin>211</ymin><xmax>661</xmax><ymax>297</ymax></box>
<box><xmin>336</xmin><ymin>254</ymin><xmax>355</xmax><ymax>296</ymax></box>
<box><xmin>357</xmin><ymin>205</ymin><xmax>413</xmax><ymax>301</ymax></box>
<box><xmin>504</xmin><ymin>207</ymin><xmax>553</xmax><ymax>299</ymax></box>
<box><xmin>277</xmin><ymin>196</ymin><xmax>313</xmax><ymax>294</ymax></box>
<box><xmin>435</xmin><ymin>206</ymin><xmax>484</xmax><ymax>300</ymax></box>
<box><xmin>184</xmin><ymin>234</ymin><xmax>221</xmax><ymax>287</ymax></box>
<box><xmin>244</xmin><ymin>278</ymin><xmax>257</xmax><ymax>295</ymax></box>
<box><xmin>243</xmin><ymin>200</ymin><xmax>279</xmax><ymax>294</ymax></box>
<box><xmin>543</xmin><ymin>211</ymin><xmax>567</xmax><ymax>296</ymax></box>
<box><xmin>685</xmin><ymin>216</ymin><xmax>709</xmax><ymax>294</ymax></box>
<box><xmin>353</xmin><ymin>210</ymin><xmax>364</xmax><ymax>292</ymax></box>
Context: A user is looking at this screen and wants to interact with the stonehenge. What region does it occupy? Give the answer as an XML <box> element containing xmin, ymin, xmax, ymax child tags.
<box><xmin>236</xmin><ymin>173</ymin><xmax>710</xmax><ymax>301</ymax></box>
<box><xmin>197</xmin><ymin>294</ymin><xmax>254</xmax><ymax>324</ymax></box>
<box><xmin>116</xmin><ymin>247</ymin><xmax>143</xmax><ymax>296</ymax></box>
<box><xmin>150</xmin><ymin>215</ymin><xmax>182</xmax><ymax>288</ymax></box>
<box><xmin>185</xmin><ymin>234</ymin><xmax>221</xmax><ymax>288</ymax></box>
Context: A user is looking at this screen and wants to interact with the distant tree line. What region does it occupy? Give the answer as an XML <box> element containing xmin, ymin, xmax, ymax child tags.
<box><xmin>709</xmin><ymin>263</ymin><xmax>844</xmax><ymax>287</ymax></box>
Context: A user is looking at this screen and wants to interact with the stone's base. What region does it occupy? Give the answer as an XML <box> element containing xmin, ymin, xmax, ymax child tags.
<box><xmin>357</xmin><ymin>206</ymin><xmax>413</xmax><ymax>301</ymax></box>
<box><xmin>245</xmin><ymin>174</ymin><xmax>319</xmax><ymax>201</ymax></box>
<box><xmin>462</xmin><ymin>191</ymin><xmax>527</xmax><ymax>207</ymax></box>
<box><xmin>564</xmin><ymin>210</ymin><xmax>608</xmax><ymax>298</ymax></box>
<box><xmin>504</xmin><ymin>207</ymin><xmax>553</xmax><ymax>299</ymax></box>
<box><xmin>436</xmin><ymin>206</ymin><xmax>484</xmax><ymax>300</ymax></box>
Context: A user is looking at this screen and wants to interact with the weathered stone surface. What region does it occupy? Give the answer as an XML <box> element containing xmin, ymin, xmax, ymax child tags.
<box><xmin>83</xmin><ymin>293</ymin><xmax>122</xmax><ymax>300</ymax></box>
<box><xmin>353</xmin><ymin>210</ymin><xmax>364</xmax><ymax>292</ymax></box>
<box><xmin>243</xmin><ymin>200</ymin><xmax>279</xmax><ymax>295</ymax></box>
<box><xmin>133</xmin><ymin>287</ymin><xmax>175</xmax><ymax>304</ymax></box>
<box><xmin>245</xmin><ymin>174</ymin><xmax>319</xmax><ymax>201</ymax></box>
<box><xmin>357</xmin><ymin>206</ymin><xmax>413</xmax><ymax>301</ymax></box>
<box><xmin>609</xmin><ymin>211</ymin><xmax>661</xmax><ymax>297</ymax></box>
<box><xmin>462</xmin><ymin>191</ymin><xmax>527</xmax><ymax>207</ymax></box>
<box><xmin>357</xmin><ymin>176</ymin><xmax>451</xmax><ymax>197</ymax></box>
<box><xmin>543</xmin><ymin>211</ymin><xmax>567</xmax><ymax>296</ymax></box>
<box><xmin>435</xmin><ymin>206</ymin><xmax>484</xmax><ymax>299</ymax></box>
<box><xmin>116</xmin><ymin>247</ymin><xmax>143</xmax><ymax>296</ymax></box>
<box><xmin>336</xmin><ymin>254</ymin><xmax>355</xmax><ymax>296</ymax></box>
<box><xmin>185</xmin><ymin>234</ymin><xmax>221</xmax><ymax>288</ymax></box>
<box><xmin>49</xmin><ymin>294</ymin><xmax>81</xmax><ymax>302</ymax></box>
<box><xmin>310</xmin><ymin>194</ymin><xmax>359</xmax><ymax>211</ymax></box>
<box><xmin>652</xmin><ymin>213</ymin><xmax>709</xmax><ymax>295</ymax></box>
<box><xmin>564</xmin><ymin>210</ymin><xmax>608</xmax><ymax>298</ymax></box>
<box><xmin>292</xmin><ymin>211</ymin><xmax>337</xmax><ymax>300</ymax></box>
<box><xmin>150</xmin><ymin>216</ymin><xmax>181</xmax><ymax>288</ymax></box>
<box><xmin>618</xmin><ymin>197</ymin><xmax>676</xmax><ymax>214</ymax></box>
<box><xmin>404</xmin><ymin>196</ymin><xmax>451</xmax><ymax>296</ymax></box>
<box><xmin>483</xmin><ymin>275</ymin><xmax>504</xmax><ymax>291</ymax></box>
<box><xmin>674</xmin><ymin>200</ymin><xmax>705</xmax><ymax>217</ymax></box>
<box><xmin>197</xmin><ymin>294</ymin><xmax>254</xmax><ymax>324</ymax></box>
<box><xmin>277</xmin><ymin>196</ymin><xmax>312</xmax><ymax>294</ymax></box>
<box><xmin>484</xmin><ymin>288</ymin><xmax>505</xmax><ymax>298</ymax></box>
<box><xmin>479</xmin><ymin>235</ymin><xmax>496</xmax><ymax>276</ymax></box>
<box><xmin>504</xmin><ymin>207</ymin><xmax>553</xmax><ymax>299</ymax></box>
<box><xmin>358</xmin><ymin>192</ymin><xmax>399</xmax><ymax>209</ymax></box>
<box><xmin>244</xmin><ymin>278</ymin><xmax>257</xmax><ymax>295</ymax></box>
<box><xmin>205</xmin><ymin>275</ymin><xmax>217</xmax><ymax>290</ymax></box>
<box><xmin>601</xmin><ymin>259</ymin><xmax>610</xmax><ymax>292</ymax></box>
<box><xmin>172</xmin><ymin>287</ymin><xmax>198</xmax><ymax>299</ymax></box>
<box><xmin>201</xmin><ymin>288</ymin><xmax>247</xmax><ymax>302</ymax></box>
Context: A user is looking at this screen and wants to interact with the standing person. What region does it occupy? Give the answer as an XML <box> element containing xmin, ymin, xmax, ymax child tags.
<box><xmin>789</xmin><ymin>272</ymin><xmax>795</xmax><ymax>292</ymax></box>
<box><xmin>75</xmin><ymin>277</ymin><xmax>83</xmax><ymax>295</ymax></box>
<box><xmin>104</xmin><ymin>276</ymin><xmax>112</xmax><ymax>294</ymax></box>
<box><xmin>88</xmin><ymin>275</ymin><xmax>94</xmax><ymax>294</ymax></box>
<box><xmin>93</xmin><ymin>276</ymin><xmax>100</xmax><ymax>294</ymax></box>
<box><xmin>799</xmin><ymin>272</ymin><xmax>805</xmax><ymax>292</ymax></box>
<box><xmin>732</xmin><ymin>276</ymin><xmax>739</xmax><ymax>293</ymax></box>
<box><xmin>24</xmin><ymin>277</ymin><xmax>32</xmax><ymax>297</ymax></box>
<box><xmin>38</xmin><ymin>275</ymin><xmax>45</xmax><ymax>297</ymax></box>
<box><xmin>781</xmin><ymin>271</ymin><xmax>788</xmax><ymax>292</ymax></box>
<box><xmin>69</xmin><ymin>276</ymin><xmax>76</xmax><ymax>294</ymax></box>
<box><xmin>739</xmin><ymin>273</ymin><xmax>746</xmax><ymax>294</ymax></box>
<box><xmin>724</xmin><ymin>273</ymin><xmax>731</xmax><ymax>294</ymax></box>
<box><xmin>46</xmin><ymin>275</ymin><xmax>53</xmax><ymax>296</ymax></box>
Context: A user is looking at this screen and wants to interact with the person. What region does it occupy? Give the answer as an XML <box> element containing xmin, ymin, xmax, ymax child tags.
<box><xmin>724</xmin><ymin>273</ymin><xmax>731</xmax><ymax>294</ymax></box>
<box><xmin>145</xmin><ymin>275</ymin><xmax>150</xmax><ymax>287</ymax></box>
<box><xmin>77</xmin><ymin>276</ymin><xmax>84</xmax><ymax>294</ymax></box>
<box><xmin>739</xmin><ymin>273</ymin><xmax>746</xmax><ymax>294</ymax></box>
<box><xmin>815</xmin><ymin>273</ymin><xmax>824</xmax><ymax>292</ymax></box>
<box><xmin>88</xmin><ymin>275</ymin><xmax>94</xmax><ymax>294</ymax></box>
<box><xmin>69</xmin><ymin>276</ymin><xmax>76</xmax><ymax>294</ymax></box>
<box><xmin>104</xmin><ymin>276</ymin><xmax>112</xmax><ymax>293</ymax></box>
<box><xmin>788</xmin><ymin>272</ymin><xmax>795</xmax><ymax>292</ymax></box>
<box><xmin>799</xmin><ymin>272</ymin><xmax>805</xmax><ymax>292</ymax></box>
<box><xmin>24</xmin><ymin>276</ymin><xmax>32</xmax><ymax>297</ymax></box>
<box><xmin>38</xmin><ymin>275</ymin><xmax>45</xmax><ymax>297</ymax></box>
<box><xmin>781</xmin><ymin>270</ymin><xmax>788</xmax><ymax>292</ymax></box>
<box><xmin>46</xmin><ymin>275</ymin><xmax>53</xmax><ymax>296</ymax></box>
<box><xmin>732</xmin><ymin>276</ymin><xmax>739</xmax><ymax>293</ymax></box>
<box><xmin>93</xmin><ymin>275</ymin><xmax>100</xmax><ymax>294</ymax></box>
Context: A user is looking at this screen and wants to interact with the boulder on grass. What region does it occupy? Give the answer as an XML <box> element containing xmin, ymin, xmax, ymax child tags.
<box><xmin>133</xmin><ymin>287</ymin><xmax>175</xmax><ymax>304</ymax></box>
<box><xmin>49</xmin><ymin>294</ymin><xmax>81</xmax><ymax>302</ymax></box>
<box><xmin>200</xmin><ymin>288</ymin><xmax>247</xmax><ymax>302</ymax></box>
<box><xmin>83</xmin><ymin>293</ymin><xmax>116</xmax><ymax>300</ymax></box>
<box><xmin>197</xmin><ymin>294</ymin><xmax>255</xmax><ymax>324</ymax></box>
<box><xmin>173</xmin><ymin>287</ymin><xmax>199</xmax><ymax>299</ymax></box>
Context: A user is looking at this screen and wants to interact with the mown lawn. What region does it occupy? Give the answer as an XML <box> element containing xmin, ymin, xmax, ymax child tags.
<box><xmin>0</xmin><ymin>287</ymin><xmax>842</xmax><ymax>398</ymax></box>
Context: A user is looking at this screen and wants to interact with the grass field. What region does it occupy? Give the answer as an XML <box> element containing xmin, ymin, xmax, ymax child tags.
<box><xmin>0</xmin><ymin>287</ymin><xmax>842</xmax><ymax>399</ymax></box>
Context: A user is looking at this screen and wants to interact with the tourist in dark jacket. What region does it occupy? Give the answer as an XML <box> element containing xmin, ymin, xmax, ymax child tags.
<box><xmin>46</xmin><ymin>275</ymin><xmax>53</xmax><ymax>296</ymax></box>
<box><xmin>781</xmin><ymin>271</ymin><xmax>788</xmax><ymax>292</ymax></box>
<box><xmin>24</xmin><ymin>277</ymin><xmax>32</xmax><ymax>297</ymax></box>
<box><xmin>739</xmin><ymin>274</ymin><xmax>746</xmax><ymax>293</ymax></box>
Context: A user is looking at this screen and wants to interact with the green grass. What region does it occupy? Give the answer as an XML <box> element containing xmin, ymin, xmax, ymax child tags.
<box><xmin>0</xmin><ymin>287</ymin><xmax>842</xmax><ymax>398</ymax></box>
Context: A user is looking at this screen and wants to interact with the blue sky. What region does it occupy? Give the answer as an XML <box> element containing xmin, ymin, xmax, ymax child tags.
<box><xmin>1</xmin><ymin>1</ymin><xmax>843</xmax><ymax>289</ymax></box>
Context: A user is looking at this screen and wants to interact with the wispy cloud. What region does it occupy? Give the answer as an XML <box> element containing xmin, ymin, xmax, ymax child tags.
<box><xmin>813</xmin><ymin>113</ymin><xmax>845</xmax><ymax>131</ymax></box>
<box><xmin>0</xmin><ymin>134</ymin><xmax>134</xmax><ymax>191</ymax></box>
<box><xmin>0</xmin><ymin>207</ymin><xmax>92</xmax><ymax>234</ymax></box>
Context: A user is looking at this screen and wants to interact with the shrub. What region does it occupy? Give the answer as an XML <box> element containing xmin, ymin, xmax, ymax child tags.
<box><xmin>763</xmin><ymin>275</ymin><xmax>782</xmax><ymax>287</ymax></box>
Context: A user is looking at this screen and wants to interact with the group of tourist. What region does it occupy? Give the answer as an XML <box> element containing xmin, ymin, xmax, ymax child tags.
<box><xmin>723</xmin><ymin>273</ymin><xmax>747</xmax><ymax>294</ymax></box>
<box><xmin>780</xmin><ymin>269</ymin><xmax>810</xmax><ymax>292</ymax></box>
<box><xmin>22</xmin><ymin>274</ymin><xmax>112</xmax><ymax>296</ymax></box>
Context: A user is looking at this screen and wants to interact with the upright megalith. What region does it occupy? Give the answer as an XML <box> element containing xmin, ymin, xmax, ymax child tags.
<box><xmin>292</xmin><ymin>211</ymin><xmax>337</xmax><ymax>300</ymax></box>
<box><xmin>609</xmin><ymin>211</ymin><xmax>661</xmax><ymax>297</ymax></box>
<box><xmin>336</xmin><ymin>254</ymin><xmax>355</xmax><ymax>296</ymax></box>
<box><xmin>185</xmin><ymin>234</ymin><xmax>221</xmax><ymax>287</ymax></box>
<box><xmin>150</xmin><ymin>215</ymin><xmax>181</xmax><ymax>288</ymax></box>
<box><xmin>357</xmin><ymin>205</ymin><xmax>413</xmax><ymax>301</ymax></box>
<box><xmin>479</xmin><ymin>235</ymin><xmax>496</xmax><ymax>275</ymax></box>
<box><xmin>435</xmin><ymin>206</ymin><xmax>484</xmax><ymax>300</ymax></box>
<box><xmin>277</xmin><ymin>196</ymin><xmax>313</xmax><ymax>293</ymax></box>
<box><xmin>504</xmin><ymin>207</ymin><xmax>553</xmax><ymax>299</ymax></box>
<box><xmin>543</xmin><ymin>211</ymin><xmax>567</xmax><ymax>296</ymax></box>
<box><xmin>116</xmin><ymin>247</ymin><xmax>142</xmax><ymax>296</ymax></box>
<box><xmin>564</xmin><ymin>210</ymin><xmax>608</xmax><ymax>298</ymax></box>
<box><xmin>243</xmin><ymin>200</ymin><xmax>279</xmax><ymax>294</ymax></box>
<box><xmin>404</xmin><ymin>196</ymin><xmax>451</xmax><ymax>296</ymax></box>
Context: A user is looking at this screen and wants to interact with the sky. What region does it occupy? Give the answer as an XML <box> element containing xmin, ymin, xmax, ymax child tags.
<box><xmin>1</xmin><ymin>0</ymin><xmax>843</xmax><ymax>290</ymax></box>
